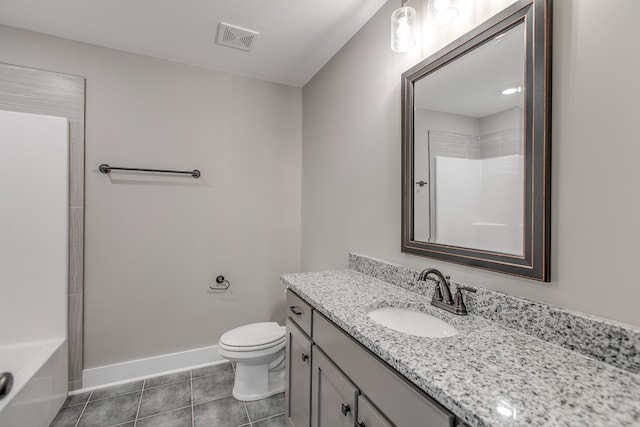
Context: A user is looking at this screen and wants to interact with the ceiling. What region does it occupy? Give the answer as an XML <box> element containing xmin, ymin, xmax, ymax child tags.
<box><xmin>415</xmin><ymin>22</ymin><xmax>524</xmax><ymax>118</ymax></box>
<box><xmin>0</xmin><ymin>0</ymin><xmax>388</xmax><ymax>88</ymax></box>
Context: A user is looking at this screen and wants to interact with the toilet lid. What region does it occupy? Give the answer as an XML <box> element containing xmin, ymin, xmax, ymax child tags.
<box><xmin>220</xmin><ymin>322</ymin><xmax>285</xmax><ymax>348</ymax></box>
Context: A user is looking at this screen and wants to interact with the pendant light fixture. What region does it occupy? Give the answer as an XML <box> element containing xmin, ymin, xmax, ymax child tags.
<box><xmin>391</xmin><ymin>0</ymin><xmax>417</xmax><ymax>53</ymax></box>
<box><xmin>429</xmin><ymin>0</ymin><xmax>459</xmax><ymax>26</ymax></box>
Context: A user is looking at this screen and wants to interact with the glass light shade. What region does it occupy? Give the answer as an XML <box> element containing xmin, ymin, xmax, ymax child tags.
<box><xmin>391</xmin><ymin>6</ymin><xmax>417</xmax><ymax>53</ymax></box>
<box><xmin>428</xmin><ymin>0</ymin><xmax>458</xmax><ymax>26</ymax></box>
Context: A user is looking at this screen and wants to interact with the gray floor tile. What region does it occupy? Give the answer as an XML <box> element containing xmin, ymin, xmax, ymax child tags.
<box><xmin>246</xmin><ymin>392</ymin><xmax>284</xmax><ymax>422</ymax></box>
<box><xmin>90</xmin><ymin>381</ymin><xmax>144</xmax><ymax>401</ymax></box>
<box><xmin>62</xmin><ymin>391</ymin><xmax>92</xmax><ymax>408</ymax></box>
<box><xmin>192</xmin><ymin>369</ymin><xmax>235</xmax><ymax>404</ymax></box>
<box><xmin>144</xmin><ymin>370</ymin><xmax>191</xmax><ymax>389</ymax></box>
<box><xmin>193</xmin><ymin>396</ymin><xmax>249</xmax><ymax>427</ymax></box>
<box><xmin>191</xmin><ymin>362</ymin><xmax>233</xmax><ymax>378</ymax></box>
<box><xmin>77</xmin><ymin>391</ymin><xmax>140</xmax><ymax>427</ymax></box>
<box><xmin>137</xmin><ymin>380</ymin><xmax>191</xmax><ymax>418</ymax></box>
<box><xmin>50</xmin><ymin>404</ymin><xmax>85</xmax><ymax>427</ymax></box>
<box><xmin>136</xmin><ymin>406</ymin><xmax>192</xmax><ymax>427</ymax></box>
<box><xmin>253</xmin><ymin>414</ymin><xmax>286</xmax><ymax>427</ymax></box>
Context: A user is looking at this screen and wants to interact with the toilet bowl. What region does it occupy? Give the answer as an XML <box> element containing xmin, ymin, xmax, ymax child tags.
<box><xmin>218</xmin><ymin>322</ymin><xmax>286</xmax><ymax>401</ymax></box>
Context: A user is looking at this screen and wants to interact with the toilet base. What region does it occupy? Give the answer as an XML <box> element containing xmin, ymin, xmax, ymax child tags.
<box><xmin>232</xmin><ymin>363</ymin><xmax>285</xmax><ymax>401</ymax></box>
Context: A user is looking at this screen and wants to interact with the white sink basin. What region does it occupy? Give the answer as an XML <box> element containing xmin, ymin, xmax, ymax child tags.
<box><xmin>367</xmin><ymin>307</ymin><xmax>458</xmax><ymax>338</ymax></box>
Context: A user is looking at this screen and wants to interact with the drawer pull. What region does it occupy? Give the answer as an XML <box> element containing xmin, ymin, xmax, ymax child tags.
<box><xmin>289</xmin><ymin>306</ymin><xmax>303</xmax><ymax>316</ymax></box>
<box><xmin>341</xmin><ymin>403</ymin><xmax>351</xmax><ymax>416</ymax></box>
<box><xmin>301</xmin><ymin>353</ymin><xmax>309</xmax><ymax>362</ymax></box>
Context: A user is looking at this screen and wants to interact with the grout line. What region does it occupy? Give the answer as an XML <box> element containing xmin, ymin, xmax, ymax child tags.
<box><xmin>252</xmin><ymin>412</ymin><xmax>285</xmax><ymax>424</ymax></box>
<box><xmin>73</xmin><ymin>391</ymin><xmax>92</xmax><ymax>427</ymax></box>
<box><xmin>143</xmin><ymin>378</ymin><xmax>191</xmax><ymax>391</ymax></box>
<box><xmin>89</xmin><ymin>388</ymin><xmax>144</xmax><ymax>403</ymax></box>
<box><xmin>133</xmin><ymin>380</ymin><xmax>145</xmax><ymax>426</ymax></box>
<box><xmin>134</xmin><ymin>404</ymin><xmax>193</xmax><ymax>422</ymax></box>
<box><xmin>243</xmin><ymin>401</ymin><xmax>252</xmax><ymax>426</ymax></box>
<box><xmin>190</xmin><ymin>392</ymin><xmax>233</xmax><ymax>407</ymax></box>
<box><xmin>190</xmin><ymin>370</ymin><xmax>195</xmax><ymax>427</ymax></box>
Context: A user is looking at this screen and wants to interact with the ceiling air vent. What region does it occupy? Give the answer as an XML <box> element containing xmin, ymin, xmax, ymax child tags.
<box><xmin>216</xmin><ymin>22</ymin><xmax>259</xmax><ymax>52</ymax></box>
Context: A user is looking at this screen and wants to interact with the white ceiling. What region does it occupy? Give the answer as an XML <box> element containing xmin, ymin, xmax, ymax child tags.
<box><xmin>0</xmin><ymin>0</ymin><xmax>388</xmax><ymax>88</ymax></box>
<box><xmin>415</xmin><ymin>23</ymin><xmax>525</xmax><ymax>118</ymax></box>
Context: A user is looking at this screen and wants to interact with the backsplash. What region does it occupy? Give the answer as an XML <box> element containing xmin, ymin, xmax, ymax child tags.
<box><xmin>349</xmin><ymin>253</ymin><xmax>640</xmax><ymax>374</ymax></box>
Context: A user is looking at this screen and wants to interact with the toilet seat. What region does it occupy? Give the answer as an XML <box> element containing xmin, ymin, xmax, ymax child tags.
<box><xmin>219</xmin><ymin>322</ymin><xmax>286</xmax><ymax>352</ymax></box>
<box><xmin>219</xmin><ymin>336</ymin><xmax>286</xmax><ymax>352</ymax></box>
<box><xmin>218</xmin><ymin>321</ymin><xmax>287</xmax><ymax>401</ymax></box>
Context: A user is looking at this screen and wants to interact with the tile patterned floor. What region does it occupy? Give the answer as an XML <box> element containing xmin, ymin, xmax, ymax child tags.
<box><xmin>50</xmin><ymin>362</ymin><xmax>285</xmax><ymax>427</ymax></box>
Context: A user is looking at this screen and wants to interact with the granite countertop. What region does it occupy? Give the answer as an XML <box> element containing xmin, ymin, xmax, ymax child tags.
<box><xmin>281</xmin><ymin>269</ymin><xmax>640</xmax><ymax>427</ymax></box>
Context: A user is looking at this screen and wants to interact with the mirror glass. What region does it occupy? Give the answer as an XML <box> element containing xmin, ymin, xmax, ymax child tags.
<box><xmin>413</xmin><ymin>24</ymin><xmax>525</xmax><ymax>255</ymax></box>
<box><xmin>401</xmin><ymin>0</ymin><xmax>551</xmax><ymax>281</ymax></box>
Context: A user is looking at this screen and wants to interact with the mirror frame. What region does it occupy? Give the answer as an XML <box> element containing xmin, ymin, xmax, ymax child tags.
<box><xmin>401</xmin><ymin>0</ymin><xmax>551</xmax><ymax>281</ymax></box>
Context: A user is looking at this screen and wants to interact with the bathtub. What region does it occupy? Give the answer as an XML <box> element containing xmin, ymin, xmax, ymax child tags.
<box><xmin>0</xmin><ymin>338</ymin><xmax>67</xmax><ymax>427</ymax></box>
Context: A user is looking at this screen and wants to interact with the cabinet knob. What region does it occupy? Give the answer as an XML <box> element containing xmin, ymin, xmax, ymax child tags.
<box><xmin>341</xmin><ymin>403</ymin><xmax>351</xmax><ymax>416</ymax></box>
<box><xmin>301</xmin><ymin>353</ymin><xmax>309</xmax><ymax>362</ymax></box>
<box><xmin>289</xmin><ymin>306</ymin><xmax>303</xmax><ymax>316</ymax></box>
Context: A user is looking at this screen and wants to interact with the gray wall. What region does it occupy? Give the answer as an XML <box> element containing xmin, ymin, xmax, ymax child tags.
<box><xmin>302</xmin><ymin>0</ymin><xmax>640</xmax><ymax>327</ymax></box>
<box><xmin>0</xmin><ymin>25</ymin><xmax>302</xmax><ymax>368</ymax></box>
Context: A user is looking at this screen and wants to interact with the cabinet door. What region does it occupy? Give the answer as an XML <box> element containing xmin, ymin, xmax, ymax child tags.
<box><xmin>286</xmin><ymin>317</ymin><xmax>313</xmax><ymax>427</ymax></box>
<box><xmin>311</xmin><ymin>347</ymin><xmax>358</xmax><ymax>427</ymax></box>
<box><xmin>357</xmin><ymin>395</ymin><xmax>393</xmax><ymax>427</ymax></box>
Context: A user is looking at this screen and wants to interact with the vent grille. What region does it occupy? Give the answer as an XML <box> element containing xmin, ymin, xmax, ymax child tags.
<box><xmin>216</xmin><ymin>22</ymin><xmax>259</xmax><ymax>52</ymax></box>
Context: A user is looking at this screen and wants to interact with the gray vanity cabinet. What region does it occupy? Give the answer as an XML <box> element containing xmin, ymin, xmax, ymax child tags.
<box><xmin>286</xmin><ymin>290</ymin><xmax>314</xmax><ymax>427</ymax></box>
<box><xmin>285</xmin><ymin>289</ymin><xmax>457</xmax><ymax>427</ymax></box>
<box><xmin>357</xmin><ymin>395</ymin><xmax>393</xmax><ymax>427</ymax></box>
<box><xmin>285</xmin><ymin>317</ymin><xmax>312</xmax><ymax>427</ymax></box>
<box><xmin>311</xmin><ymin>347</ymin><xmax>358</xmax><ymax>427</ymax></box>
<box><xmin>313</xmin><ymin>311</ymin><xmax>456</xmax><ymax>427</ymax></box>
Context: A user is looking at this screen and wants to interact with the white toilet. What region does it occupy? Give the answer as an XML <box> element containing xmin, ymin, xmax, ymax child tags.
<box><xmin>218</xmin><ymin>322</ymin><xmax>286</xmax><ymax>401</ymax></box>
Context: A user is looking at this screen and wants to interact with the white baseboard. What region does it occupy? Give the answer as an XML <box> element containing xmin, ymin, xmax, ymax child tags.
<box><xmin>80</xmin><ymin>345</ymin><xmax>225</xmax><ymax>392</ymax></box>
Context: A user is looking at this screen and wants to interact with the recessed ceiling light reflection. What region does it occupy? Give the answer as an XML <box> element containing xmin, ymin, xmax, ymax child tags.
<box><xmin>501</xmin><ymin>87</ymin><xmax>522</xmax><ymax>95</ymax></box>
<box><xmin>496</xmin><ymin>399</ymin><xmax>517</xmax><ymax>420</ymax></box>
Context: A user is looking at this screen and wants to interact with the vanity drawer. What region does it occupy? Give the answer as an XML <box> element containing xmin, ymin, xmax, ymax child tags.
<box><xmin>313</xmin><ymin>311</ymin><xmax>455</xmax><ymax>427</ymax></box>
<box><xmin>357</xmin><ymin>395</ymin><xmax>392</xmax><ymax>427</ymax></box>
<box><xmin>287</xmin><ymin>289</ymin><xmax>313</xmax><ymax>336</ymax></box>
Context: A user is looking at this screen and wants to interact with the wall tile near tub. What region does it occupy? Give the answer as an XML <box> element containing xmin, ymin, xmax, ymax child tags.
<box><xmin>69</xmin><ymin>293</ymin><xmax>83</xmax><ymax>384</ymax></box>
<box><xmin>69</xmin><ymin>119</ymin><xmax>85</xmax><ymax>208</ymax></box>
<box><xmin>68</xmin><ymin>380</ymin><xmax>82</xmax><ymax>392</ymax></box>
<box><xmin>348</xmin><ymin>253</ymin><xmax>640</xmax><ymax>374</ymax></box>
<box><xmin>69</xmin><ymin>207</ymin><xmax>84</xmax><ymax>295</ymax></box>
<box><xmin>0</xmin><ymin>63</ymin><xmax>84</xmax><ymax>120</ymax></box>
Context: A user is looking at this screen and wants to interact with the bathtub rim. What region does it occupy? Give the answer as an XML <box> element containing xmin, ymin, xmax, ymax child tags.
<box><xmin>0</xmin><ymin>337</ymin><xmax>66</xmax><ymax>413</ymax></box>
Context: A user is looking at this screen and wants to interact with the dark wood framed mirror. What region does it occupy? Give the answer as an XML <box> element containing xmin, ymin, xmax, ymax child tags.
<box><xmin>401</xmin><ymin>0</ymin><xmax>551</xmax><ymax>281</ymax></box>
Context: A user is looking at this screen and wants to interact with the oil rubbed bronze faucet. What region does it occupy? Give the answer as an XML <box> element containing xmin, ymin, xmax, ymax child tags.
<box><xmin>418</xmin><ymin>268</ymin><xmax>476</xmax><ymax>315</ymax></box>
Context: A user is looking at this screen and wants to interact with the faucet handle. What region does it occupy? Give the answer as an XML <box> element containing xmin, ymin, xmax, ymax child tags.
<box><xmin>432</xmin><ymin>281</ymin><xmax>443</xmax><ymax>303</ymax></box>
<box><xmin>454</xmin><ymin>286</ymin><xmax>476</xmax><ymax>315</ymax></box>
